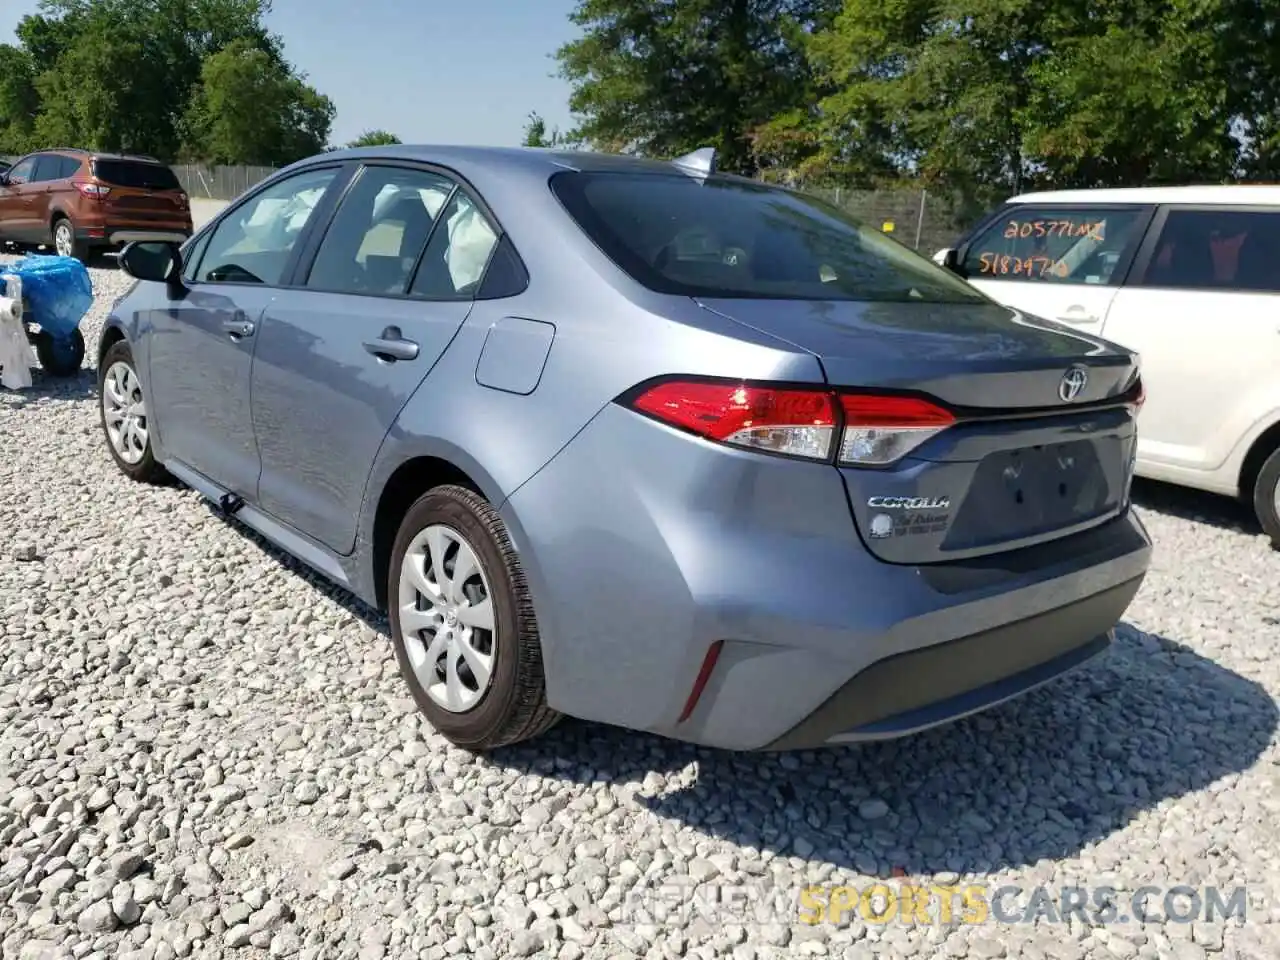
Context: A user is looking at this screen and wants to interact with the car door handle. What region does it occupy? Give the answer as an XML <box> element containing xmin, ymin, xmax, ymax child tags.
<box><xmin>222</xmin><ymin>317</ymin><xmax>254</xmax><ymax>339</ymax></box>
<box><xmin>363</xmin><ymin>328</ymin><xmax>419</xmax><ymax>362</ymax></box>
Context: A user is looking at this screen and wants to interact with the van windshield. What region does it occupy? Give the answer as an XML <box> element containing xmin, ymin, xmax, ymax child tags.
<box><xmin>549</xmin><ymin>170</ymin><xmax>987</xmax><ymax>304</ymax></box>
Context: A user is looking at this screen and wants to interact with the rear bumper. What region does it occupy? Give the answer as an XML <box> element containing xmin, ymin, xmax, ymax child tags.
<box><xmin>763</xmin><ymin>578</ymin><xmax>1137</xmax><ymax>749</ymax></box>
<box><xmin>76</xmin><ymin>224</ymin><xmax>192</xmax><ymax>247</ymax></box>
<box><xmin>502</xmin><ymin>402</ymin><xmax>1152</xmax><ymax>751</ymax></box>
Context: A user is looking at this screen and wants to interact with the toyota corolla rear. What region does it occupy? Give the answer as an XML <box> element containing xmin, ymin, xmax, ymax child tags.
<box><xmin>500</xmin><ymin>162</ymin><xmax>1151</xmax><ymax>751</ymax></box>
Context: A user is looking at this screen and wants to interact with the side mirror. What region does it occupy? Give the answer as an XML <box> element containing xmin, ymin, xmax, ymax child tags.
<box><xmin>120</xmin><ymin>241</ymin><xmax>186</xmax><ymax>294</ymax></box>
<box><xmin>937</xmin><ymin>247</ymin><xmax>966</xmax><ymax>276</ymax></box>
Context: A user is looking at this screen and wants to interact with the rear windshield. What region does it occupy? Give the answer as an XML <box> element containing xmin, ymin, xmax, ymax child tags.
<box><xmin>92</xmin><ymin>159</ymin><xmax>182</xmax><ymax>191</ymax></box>
<box><xmin>549</xmin><ymin>171</ymin><xmax>987</xmax><ymax>303</ymax></box>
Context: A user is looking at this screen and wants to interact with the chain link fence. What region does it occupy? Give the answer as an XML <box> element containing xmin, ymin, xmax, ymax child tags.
<box><xmin>800</xmin><ymin>185</ymin><xmax>977</xmax><ymax>255</ymax></box>
<box><xmin>170</xmin><ymin>163</ymin><xmax>279</xmax><ymax>200</ymax></box>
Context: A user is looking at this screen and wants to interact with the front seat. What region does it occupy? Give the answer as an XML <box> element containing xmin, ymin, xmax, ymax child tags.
<box><xmin>363</xmin><ymin>194</ymin><xmax>436</xmax><ymax>293</ymax></box>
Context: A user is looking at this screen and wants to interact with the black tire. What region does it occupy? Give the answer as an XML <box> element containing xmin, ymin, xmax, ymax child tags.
<box><xmin>1252</xmin><ymin>445</ymin><xmax>1280</xmax><ymax>549</ymax></box>
<box><xmin>32</xmin><ymin>328</ymin><xmax>86</xmax><ymax>376</ymax></box>
<box><xmin>98</xmin><ymin>339</ymin><xmax>168</xmax><ymax>484</ymax></box>
<box><xmin>388</xmin><ymin>484</ymin><xmax>560</xmax><ymax>750</ymax></box>
<box><xmin>52</xmin><ymin>216</ymin><xmax>91</xmax><ymax>262</ymax></box>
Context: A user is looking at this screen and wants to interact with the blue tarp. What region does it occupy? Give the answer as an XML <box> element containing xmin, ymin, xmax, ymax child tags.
<box><xmin>0</xmin><ymin>255</ymin><xmax>93</xmax><ymax>340</ymax></box>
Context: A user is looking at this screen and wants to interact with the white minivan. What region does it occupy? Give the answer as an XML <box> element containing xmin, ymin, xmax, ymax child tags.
<box><xmin>935</xmin><ymin>185</ymin><xmax>1280</xmax><ymax>547</ymax></box>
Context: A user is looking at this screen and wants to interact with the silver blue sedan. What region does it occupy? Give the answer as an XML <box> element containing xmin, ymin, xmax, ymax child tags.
<box><xmin>98</xmin><ymin>144</ymin><xmax>1151</xmax><ymax>751</ymax></box>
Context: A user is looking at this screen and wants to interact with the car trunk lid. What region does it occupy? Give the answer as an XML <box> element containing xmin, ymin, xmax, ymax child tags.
<box><xmin>696</xmin><ymin>297</ymin><xmax>1142</xmax><ymax>563</ymax></box>
<box><xmin>91</xmin><ymin>159</ymin><xmax>188</xmax><ymax>221</ymax></box>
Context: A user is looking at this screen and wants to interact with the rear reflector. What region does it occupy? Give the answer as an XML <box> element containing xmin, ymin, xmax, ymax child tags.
<box><xmin>678</xmin><ymin>640</ymin><xmax>724</xmax><ymax>723</ymax></box>
<box><xmin>838</xmin><ymin>394</ymin><xmax>955</xmax><ymax>465</ymax></box>
<box><xmin>624</xmin><ymin>378</ymin><xmax>957</xmax><ymax>466</ymax></box>
<box><xmin>629</xmin><ymin>380</ymin><xmax>837</xmax><ymax>460</ymax></box>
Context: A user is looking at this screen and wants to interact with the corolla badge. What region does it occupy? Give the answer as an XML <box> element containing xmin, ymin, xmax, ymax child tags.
<box><xmin>867</xmin><ymin>496</ymin><xmax>951</xmax><ymax>510</ymax></box>
<box><xmin>1059</xmin><ymin>365</ymin><xmax>1089</xmax><ymax>402</ymax></box>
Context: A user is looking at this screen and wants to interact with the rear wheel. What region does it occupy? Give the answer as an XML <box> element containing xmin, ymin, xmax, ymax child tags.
<box><xmin>32</xmin><ymin>328</ymin><xmax>86</xmax><ymax>377</ymax></box>
<box><xmin>388</xmin><ymin>484</ymin><xmax>560</xmax><ymax>750</ymax></box>
<box><xmin>1251</xmin><ymin>446</ymin><xmax>1280</xmax><ymax>549</ymax></box>
<box><xmin>98</xmin><ymin>340</ymin><xmax>167</xmax><ymax>484</ymax></box>
<box><xmin>52</xmin><ymin>216</ymin><xmax>90</xmax><ymax>262</ymax></box>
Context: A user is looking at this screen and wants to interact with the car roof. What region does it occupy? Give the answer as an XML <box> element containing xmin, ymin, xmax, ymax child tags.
<box><xmin>27</xmin><ymin>148</ymin><xmax>166</xmax><ymax>164</ymax></box>
<box><xmin>1008</xmin><ymin>184</ymin><xmax>1280</xmax><ymax>206</ymax></box>
<box><xmin>303</xmin><ymin>144</ymin><xmax>752</xmax><ymax>181</ymax></box>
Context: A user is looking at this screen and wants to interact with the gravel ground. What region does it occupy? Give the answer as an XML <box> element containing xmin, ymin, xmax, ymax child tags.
<box><xmin>2</xmin><ymin>259</ymin><xmax>1279</xmax><ymax>960</ymax></box>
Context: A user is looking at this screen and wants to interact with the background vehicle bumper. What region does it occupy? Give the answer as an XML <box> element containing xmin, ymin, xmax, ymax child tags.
<box><xmin>501</xmin><ymin>403</ymin><xmax>1153</xmax><ymax>751</ymax></box>
<box><xmin>76</xmin><ymin>224</ymin><xmax>192</xmax><ymax>247</ymax></box>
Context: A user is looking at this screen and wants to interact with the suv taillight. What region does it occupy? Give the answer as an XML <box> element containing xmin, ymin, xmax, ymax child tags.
<box><xmin>175</xmin><ymin>191</ymin><xmax>189</xmax><ymax>209</ymax></box>
<box><xmin>75</xmin><ymin>182</ymin><xmax>110</xmax><ymax>198</ymax></box>
<box><xmin>623</xmin><ymin>378</ymin><xmax>956</xmax><ymax>466</ymax></box>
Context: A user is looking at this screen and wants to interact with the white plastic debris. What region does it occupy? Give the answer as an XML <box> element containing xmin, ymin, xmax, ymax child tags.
<box><xmin>0</xmin><ymin>274</ymin><xmax>33</xmax><ymax>391</ymax></box>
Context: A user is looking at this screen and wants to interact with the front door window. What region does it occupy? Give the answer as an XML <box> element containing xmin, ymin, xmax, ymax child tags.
<box><xmin>195</xmin><ymin>168</ymin><xmax>339</xmax><ymax>287</ymax></box>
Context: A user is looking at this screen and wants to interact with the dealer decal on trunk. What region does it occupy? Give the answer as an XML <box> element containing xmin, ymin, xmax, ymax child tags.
<box><xmin>867</xmin><ymin>496</ymin><xmax>952</xmax><ymax>538</ymax></box>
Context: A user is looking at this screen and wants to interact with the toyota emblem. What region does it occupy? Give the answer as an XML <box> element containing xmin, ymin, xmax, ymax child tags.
<box><xmin>1059</xmin><ymin>365</ymin><xmax>1089</xmax><ymax>402</ymax></box>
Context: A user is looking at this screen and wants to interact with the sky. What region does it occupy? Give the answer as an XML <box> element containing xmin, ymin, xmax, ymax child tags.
<box><xmin>0</xmin><ymin>0</ymin><xmax>582</xmax><ymax>147</ymax></box>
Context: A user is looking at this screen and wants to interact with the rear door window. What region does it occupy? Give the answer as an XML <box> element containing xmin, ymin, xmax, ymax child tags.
<box><xmin>408</xmin><ymin>190</ymin><xmax>501</xmax><ymax>300</ymax></box>
<box><xmin>960</xmin><ymin>206</ymin><xmax>1150</xmax><ymax>285</ymax></box>
<box><xmin>1133</xmin><ymin>208</ymin><xmax>1280</xmax><ymax>293</ymax></box>
<box><xmin>91</xmin><ymin>159</ymin><xmax>182</xmax><ymax>191</ymax></box>
<box><xmin>58</xmin><ymin>156</ymin><xmax>82</xmax><ymax>178</ymax></box>
<box><xmin>304</xmin><ymin>165</ymin><xmax>455</xmax><ymax>296</ymax></box>
<box><xmin>32</xmin><ymin>155</ymin><xmax>64</xmax><ymax>182</ymax></box>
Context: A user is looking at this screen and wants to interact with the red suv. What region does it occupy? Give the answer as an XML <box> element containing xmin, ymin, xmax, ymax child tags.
<box><xmin>0</xmin><ymin>149</ymin><xmax>193</xmax><ymax>262</ymax></box>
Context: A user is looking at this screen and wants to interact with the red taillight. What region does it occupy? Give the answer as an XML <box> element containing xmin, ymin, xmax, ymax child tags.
<box><xmin>629</xmin><ymin>380</ymin><xmax>837</xmax><ymax>460</ymax></box>
<box><xmin>175</xmin><ymin>192</ymin><xmax>189</xmax><ymax>209</ymax></box>
<box><xmin>838</xmin><ymin>394</ymin><xmax>955</xmax><ymax>465</ymax></box>
<box><xmin>624</xmin><ymin>378</ymin><xmax>958</xmax><ymax>465</ymax></box>
<box><xmin>1130</xmin><ymin>377</ymin><xmax>1145</xmax><ymax>414</ymax></box>
<box><xmin>75</xmin><ymin>182</ymin><xmax>110</xmax><ymax>199</ymax></box>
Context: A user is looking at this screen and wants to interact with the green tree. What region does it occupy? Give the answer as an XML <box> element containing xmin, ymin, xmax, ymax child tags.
<box><xmin>555</xmin><ymin>0</ymin><xmax>834</xmax><ymax>175</ymax></box>
<box><xmin>521</xmin><ymin>111</ymin><xmax>564</xmax><ymax>147</ymax></box>
<box><xmin>1015</xmin><ymin>1</ymin><xmax>1247</xmax><ymax>187</ymax></box>
<box><xmin>184</xmin><ymin>38</ymin><xmax>333</xmax><ymax>165</ymax></box>
<box><xmin>781</xmin><ymin>0</ymin><xmax>1279</xmax><ymax>204</ymax></box>
<box><xmin>0</xmin><ymin>45</ymin><xmax>39</xmax><ymax>154</ymax></box>
<box><xmin>347</xmin><ymin>129</ymin><xmax>402</xmax><ymax>147</ymax></box>
<box><xmin>7</xmin><ymin>0</ymin><xmax>325</xmax><ymax>163</ymax></box>
<box><xmin>30</xmin><ymin>11</ymin><xmax>162</xmax><ymax>156</ymax></box>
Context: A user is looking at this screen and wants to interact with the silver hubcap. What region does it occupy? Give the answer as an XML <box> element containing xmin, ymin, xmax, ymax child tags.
<box><xmin>55</xmin><ymin>222</ymin><xmax>73</xmax><ymax>257</ymax></box>
<box><xmin>1273</xmin><ymin>473</ymin><xmax>1280</xmax><ymax>519</ymax></box>
<box><xmin>398</xmin><ymin>524</ymin><xmax>496</xmax><ymax>712</ymax></box>
<box><xmin>102</xmin><ymin>361</ymin><xmax>148</xmax><ymax>464</ymax></box>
